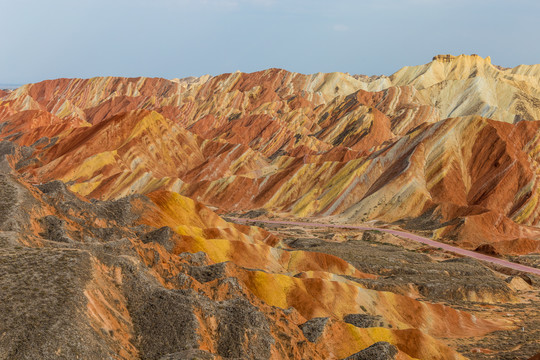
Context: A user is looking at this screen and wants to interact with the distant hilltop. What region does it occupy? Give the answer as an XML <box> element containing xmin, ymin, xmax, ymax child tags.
<box><xmin>432</xmin><ymin>53</ymin><xmax>491</xmax><ymax>63</ymax></box>
<box><xmin>0</xmin><ymin>84</ymin><xmax>22</xmax><ymax>90</ymax></box>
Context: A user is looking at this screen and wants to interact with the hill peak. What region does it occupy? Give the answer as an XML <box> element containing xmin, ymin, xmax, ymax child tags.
<box><xmin>432</xmin><ymin>53</ymin><xmax>492</xmax><ymax>64</ymax></box>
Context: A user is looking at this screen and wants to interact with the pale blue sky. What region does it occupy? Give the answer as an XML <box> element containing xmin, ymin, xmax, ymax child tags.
<box><xmin>1</xmin><ymin>0</ymin><xmax>539</xmax><ymax>84</ymax></box>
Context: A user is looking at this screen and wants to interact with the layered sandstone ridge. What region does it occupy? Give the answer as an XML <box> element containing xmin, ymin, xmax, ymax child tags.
<box><xmin>1</xmin><ymin>55</ymin><xmax>540</xmax><ymax>359</ymax></box>
<box><xmin>389</xmin><ymin>54</ymin><xmax>540</xmax><ymax>123</ymax></box>
<box><xmin>0</xmin><ymin>145</ymin><xmax>504</xmax><ymax>360</ymax></box>
<box><xmin>2</xmin><ymin>55</ymin><xmax>540</xmax><ymax>255</ymax></box>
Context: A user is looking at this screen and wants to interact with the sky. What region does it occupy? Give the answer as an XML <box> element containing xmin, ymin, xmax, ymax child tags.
<box><xmin>1</xmin><ymin>0</ymin><xmax>540</xmax><ymax>84</ymax></box>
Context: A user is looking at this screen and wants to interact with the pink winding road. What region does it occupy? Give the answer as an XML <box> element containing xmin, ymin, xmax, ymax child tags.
<box><xmin>230</xmin><ymin>217</ymin><xmax>540</xmax><ymax>276</ymax></box>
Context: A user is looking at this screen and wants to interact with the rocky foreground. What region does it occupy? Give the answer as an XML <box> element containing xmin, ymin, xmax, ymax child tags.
<box><xmin>1</xmin><ymin>55</ymin><xmax>540</xmax><ymax>359</ymax></box>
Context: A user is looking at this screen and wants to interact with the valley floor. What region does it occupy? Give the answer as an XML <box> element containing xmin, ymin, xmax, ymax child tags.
<box><xmin>228</xmin><ymin>217</ymin><xmax>540</xmax><ymax>360</ymax></box>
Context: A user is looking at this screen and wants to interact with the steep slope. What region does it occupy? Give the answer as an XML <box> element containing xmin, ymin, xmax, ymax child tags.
<box><xmin>1</xmin><ymin>55</ymin><xmax>540</xmax><ymax>254</ymax></box>
<box><xmin>2</xmin><ymin>55</ymin><xmax>540</xmax><ymax>359</ymax></box>
<box><xmin>389</xmin><ymin>54</ymin><xmax>540</xmax><ymax>123</ymax></box>
<box><xmin>0</xmin><ymin>145</ymin><xmax>500</xmax><ymax>360</ymax></box>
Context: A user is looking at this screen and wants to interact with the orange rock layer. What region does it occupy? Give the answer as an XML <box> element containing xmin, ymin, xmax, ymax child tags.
<box><xmin>2</xmin><ymin>57</ymin><xmax>540</xmax><ymax>254</ymax></box>
<box><xmin>1</xmin><ymin>55</ymin><xmax>538</xmax><ymax>358</ymax></box>
<box><xmin>0</xmin><ymin>160</ymin><xmax>503</xmax><ymax>359</ymax></box>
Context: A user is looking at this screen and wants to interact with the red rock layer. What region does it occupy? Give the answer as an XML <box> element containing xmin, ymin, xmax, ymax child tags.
<box><xmin>1</xmin><ymin>60</ymin><xmax>540</xmax><ymax>258</ymax></box>
<box><xmin>0</xmin><ymin>157</ymin><xmax>492</xmax><ymax>359</ymax></box>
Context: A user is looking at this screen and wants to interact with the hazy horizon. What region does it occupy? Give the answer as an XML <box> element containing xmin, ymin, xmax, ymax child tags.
<box><xmin>0</xmin><ymin>53</ymin><xmax>530</xmax><ymax>88</ymax></box>
<box><xmin>0</xmin><ymin>83</ymin><xmax>23</xmax><ymax>88</ymax></box>
<box><xmin>2</xmin><ymin>0</ymin><xmax>540</xmax><ymax>84</ymax></box>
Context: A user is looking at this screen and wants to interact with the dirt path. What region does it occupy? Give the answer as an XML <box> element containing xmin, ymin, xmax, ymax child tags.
<box><xmin>230</xmin><ymin>217</ymin><xmax>540</xmax><ymax>276</ymax></box>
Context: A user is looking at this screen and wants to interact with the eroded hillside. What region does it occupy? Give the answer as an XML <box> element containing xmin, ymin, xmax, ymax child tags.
<box><xmin>1</xmin><ymin>55</ymin><xmax>540</xmax><ymax>359</ymax></box>
<box><xmin>2</xmin><ymin>55</ymin><xmax>540</xmax><ymax>255</ymax></box>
